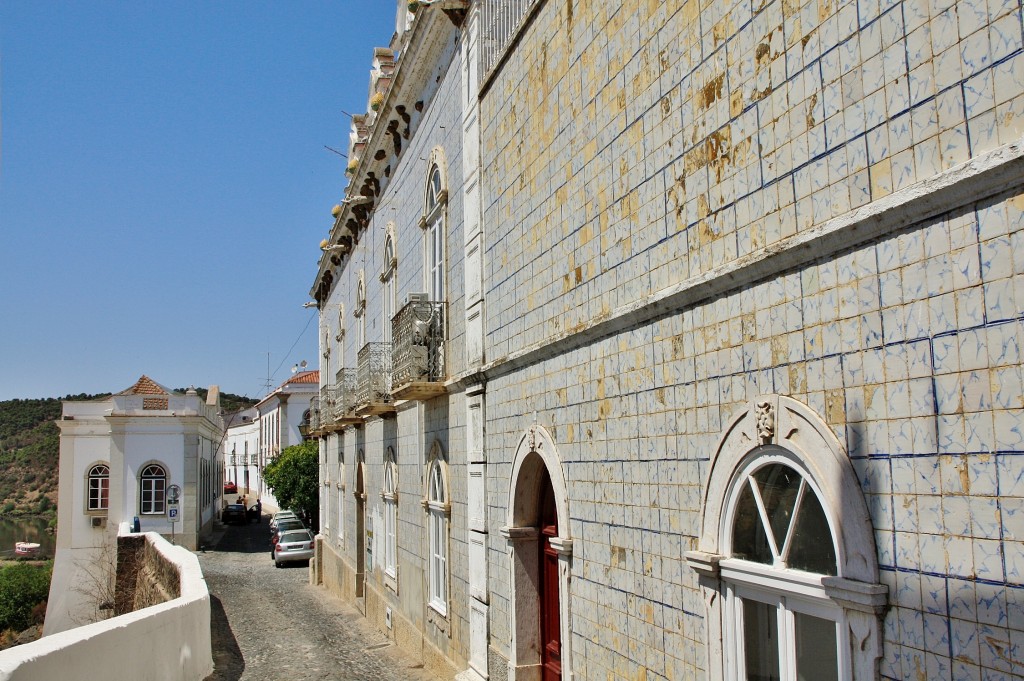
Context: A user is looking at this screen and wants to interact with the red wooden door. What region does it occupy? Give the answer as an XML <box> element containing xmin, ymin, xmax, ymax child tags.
<box><xmin>539</xmin><ymin>475</ymin><xmax>561</xmax><ymax>681</ymax></box>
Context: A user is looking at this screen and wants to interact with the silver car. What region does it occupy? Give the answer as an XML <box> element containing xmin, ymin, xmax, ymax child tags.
<box><xmin>273</xmin><ymin>529</ymin><xmax>314</xmax><ymax>567</ymax></box>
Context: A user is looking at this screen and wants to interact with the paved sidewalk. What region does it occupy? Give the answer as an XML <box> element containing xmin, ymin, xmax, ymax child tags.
<box><xmin>200</xmin><ymin>515</ymin><xmax>443</xmax><ymax>681</ymax></box>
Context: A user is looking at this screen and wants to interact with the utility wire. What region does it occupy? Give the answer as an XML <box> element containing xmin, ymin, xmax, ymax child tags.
<box><xmin>259</xmin><ymin>310</ymin><xmax>318</xmax><ymax>397</ymax></box>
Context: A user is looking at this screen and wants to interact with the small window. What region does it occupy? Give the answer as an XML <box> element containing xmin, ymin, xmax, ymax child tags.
<box><xmin>383</xmin><ymin>448</ymin><xmax>398</xmax><ymax>580</ymax></box>
<box><xmin>426</xmin><ymin>457</ymin><xmax>448</xmax><ymax>615</ymax></box>
<box><xmin>140</xmin><ymin>464</ymin><xmax>167</xmax><ymax>515</ymax></box>
<box><xmin>87</xmin><ymin>464</ymin><xmax>110</xmax><ymax>512</ymax></box>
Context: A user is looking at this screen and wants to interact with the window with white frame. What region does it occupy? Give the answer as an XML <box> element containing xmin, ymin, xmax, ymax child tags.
<box><xmin>382</xmin><ymin>232</ymin><xmax>396</xmax><ymax>344</ymax></box>
<box><xmin>337</xmin><ymin>447</ymin><xmax>345</xmax><ymax>544</ymax></box>
<box><xmin>721</xmin><ymin>456</ymin><xmax>844</xmax><ymax>681</ymax></box>
<box><xmin>426</xmin><ymin>455</ymin><xmax>449</xmax><ymax>615</ymax></box>
<box><xmin>356</xmin><ymin>274</ymin><xmax>366</xmax><ymax>348</ymax></box>
<box><xmin>423</xmin><ymin>163</ymin><xmax>445</xmax><ymax>303</ymax></box>
<box><xmin>685</xmin><ymin>396</ymin><xmax>887</xmax><ymax>681</ymax></box>
<box><xmin>383</xmin><ymin>447</ymin><xmax>398</xmax><ymax>580</ymax></box>
<box><xmin>140</xmin><ymin>464</ymin><xmax>166</xmax><ymax>515</ymax></box>
<box><xmin>336</xmin><ymin>305</ymin><xmax>346</xmax><ymax>362</ymax></box>
<box><xmin>87</xmin><ymin>464</ymin><xmax>109</xmax><ymax>512</ymax></box>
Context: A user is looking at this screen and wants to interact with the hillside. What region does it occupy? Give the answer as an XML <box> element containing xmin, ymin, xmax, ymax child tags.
<box><xmin>0</xmin><ymin>389</ymin><xmax>258</xmax><ymax>520</ymax></box>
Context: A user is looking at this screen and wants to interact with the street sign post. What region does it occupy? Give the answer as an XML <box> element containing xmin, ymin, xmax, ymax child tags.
<box><xmin>167</xmin><ymin>485</ymin><xmax>181</xmax><ymax>544</ymax></box>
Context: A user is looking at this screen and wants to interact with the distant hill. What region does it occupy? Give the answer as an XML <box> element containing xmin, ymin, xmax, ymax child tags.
<box><xmin>0</xmin><ymin>389</ymin><xmax>258</xmax><ymax>520</ymax></box>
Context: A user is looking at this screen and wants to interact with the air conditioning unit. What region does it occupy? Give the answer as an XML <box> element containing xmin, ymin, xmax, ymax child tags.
<box><xmin>90</xmin><ymin>516</ymin><xmax>107</xmax><ymax>529</ymax></box>
<box><xmin>406</xmin><ymin>292</ymin><xmax>428</xmax><ymax>305</ymax></box>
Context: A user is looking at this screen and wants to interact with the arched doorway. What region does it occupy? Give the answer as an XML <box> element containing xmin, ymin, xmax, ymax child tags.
<box><xmin>538</xmin><ymin>467</ymin><xmax>561</xmax><ymax>681</ymax></box>
<box><xmin>502</xmin><ymin>425</ymin><xmax>573</xmax><ymax>681</ymax></box>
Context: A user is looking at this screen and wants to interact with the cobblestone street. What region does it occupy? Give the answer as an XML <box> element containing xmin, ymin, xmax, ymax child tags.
<box><xmin>200</xmin><ymin>516</ymin><xmax>442</xmax><ymax>681</ymax></box>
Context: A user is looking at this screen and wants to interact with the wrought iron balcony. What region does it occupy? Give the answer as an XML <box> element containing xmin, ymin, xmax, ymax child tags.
<box><xmin>333</xmin><ymin>369</ymin><xmax>362</xmax><ymax>425</ymax></box>
<box><xmin>309</xmin><ymin>397</ymin><xmax>322</xmax><ymax>434</ymax></box>
<box><xmin>355</xmin><ymin>342</ymin><xmax>395</xmax><ymax>416</ymax></box>
<box><xmin>391</xmin><ymin>298</ymin><xmax>447</xmax><ymax>400</ymax></box>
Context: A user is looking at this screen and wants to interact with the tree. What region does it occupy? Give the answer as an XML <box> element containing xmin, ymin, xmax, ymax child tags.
<box><xmin>263</xmin><ymin>440</ymin><xmax>319</xmax><ymax>530</ymax></box>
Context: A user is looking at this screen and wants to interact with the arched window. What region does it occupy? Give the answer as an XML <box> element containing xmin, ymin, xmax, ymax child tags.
<box><xmin>382</xmin><ymin>230</ymin><xmax>397</xmax><ymax>345</ymax></box>
<box><xmin>426</xmin><ymin>452</ymin><xmax>449</xmax><ymax>615</ymax></box>
<box><xmin>87</xmin><ymin>464</ymin><xmax>110</xmax><ymax>512</ymax></box>
<box><xmin>140</xmin><ymin>464</ymin><xmax>167</xmax><ymax>515</ymax></box>
<box><xmin>686</xmin><ymin>396</ymin><xmax>887</xmax><ymax>681</ymax></box>
<box><xmin>722</xmin><ymin>453</ymin><xmax>843</xmax><ymax>680</ymax></box>
<box><xmin>382</xmin><ymin>447</ymin><xmax>398</xmax><ymax>581</ymax></box>
<box><xmin>337</xmin><ymin>446</ymin><xmax>345</xmax><ymax>545</ymax></box>
<box><xmin>355</xmin><ymin>272</ymin><xmax>367</xmax><ymax>348</ymax></box>
<box><xmin>422</xmin><ymin>156</ymin><xmax>446</xmax><ymax>304</ymax></box>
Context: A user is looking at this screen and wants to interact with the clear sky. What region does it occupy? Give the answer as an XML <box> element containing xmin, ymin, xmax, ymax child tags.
<box><xmin>0</xmin><ymin>2</ymin><xmax>399</xmax><ymax>401</ymax></box>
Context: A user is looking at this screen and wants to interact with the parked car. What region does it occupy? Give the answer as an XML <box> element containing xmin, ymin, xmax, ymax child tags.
<box><xmin>221</xmin><ymin>503</ymin><xmax>246</xmax><ymax>525</ymax></box>
<box><xmin>270</xmin><ymin>520</ymin><xmax>307</xmax><ymax>553</ymax></box>
<box><xmin>273</xmin><ymin>529</ymin><xmax>315</xmax><ymax>567</ymax></box>
<box><xmin>223</xmin><ymin>481</ymin><xmax>238</xmax><ymax>495</ymax></box>
<box><xmin>269</xmin><ymin>511</ymin><xmax>298</xmax><ymax>533</ymax></box>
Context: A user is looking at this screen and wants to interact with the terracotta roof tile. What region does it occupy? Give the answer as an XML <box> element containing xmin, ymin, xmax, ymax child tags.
<box><xmin>282</xmin><ymin>370</ymin><xmax>319</xmax><ymax>386</ymax></box>
<box><xmin>116</xmin><ymin>375</ymin><xmax>175</xmax><ymax>396</ymax></box>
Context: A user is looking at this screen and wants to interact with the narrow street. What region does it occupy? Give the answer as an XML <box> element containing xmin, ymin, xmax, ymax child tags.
<box><xmin>200</xmin><ymin>515</ymin><xmax>442</xmax><ymax>681</ymax></box>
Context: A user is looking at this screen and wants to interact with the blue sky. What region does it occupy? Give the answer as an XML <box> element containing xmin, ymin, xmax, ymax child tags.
<box><xmin>0</xmin><ymin>2</ymin><xmax>398</xmax><ymax>400</ymax></box>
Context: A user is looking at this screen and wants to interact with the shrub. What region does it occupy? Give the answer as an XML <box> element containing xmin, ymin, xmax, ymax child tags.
<box><xmin>0</xmin><ymin>562</ymin><xmax>51</xmax><ymax>631</ymax></box>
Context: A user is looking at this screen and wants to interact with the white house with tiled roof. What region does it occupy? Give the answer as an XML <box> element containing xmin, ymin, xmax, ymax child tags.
<box><xmin>45</xmin><ymin>376</ymin><xmax>224</xmax><ymax>635</ymax></box>
<box><xmin>245</xmin><ymin>370</ymin><xmax>319</xmax><ymax>511</ymax></box>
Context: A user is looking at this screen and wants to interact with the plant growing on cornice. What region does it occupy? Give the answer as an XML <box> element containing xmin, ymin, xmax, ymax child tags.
<box><xmin>408</xmin><ymin>0</ymin><xmax>419</xmax><ymax>12</ymax></box>
<box><xmin>346</xmin><ymin>158</ymin><xmax>359</xmax><ymax>175</ymax></box>
<box><xmin>370</xmin><ymin>91</ymin><xmax>385</xmax><ymax>111</ymax></box>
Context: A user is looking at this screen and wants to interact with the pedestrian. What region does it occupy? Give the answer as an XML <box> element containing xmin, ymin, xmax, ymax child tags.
<box><xmin>255</xmin><ymin>498</ymin><xmax>262</xmax><ymax>523</ymax></box>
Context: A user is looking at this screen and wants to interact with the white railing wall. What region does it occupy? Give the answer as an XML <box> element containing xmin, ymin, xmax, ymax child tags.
<box><xmin>0</xmin><ymin>527</ymin><xmax>213</xmax><ymax>681</ymax></box>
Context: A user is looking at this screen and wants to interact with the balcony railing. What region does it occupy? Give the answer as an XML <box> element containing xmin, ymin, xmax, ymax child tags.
<box><xmin>355</xmin><ymin>343</ymin><xmax>395</xmax><ymax>416</ymax></box>
<box><xmin>480</xmin><ymin>0</ymin><xmax>539</xmax><ymax>76</ymax></box>
<box><xmin>391</xmin><ymin>298</ymin><xmax>447</xmax><ymax>400</ymax></box>
<box><xmin>333</xmin><ymin>369</ymin><xmax>362</xmax><ymax>424</ymax></box>
<box><xmin>309</xmin><ymin>397</ymin><xmax>322</xmax><ymax>433</ymax></box>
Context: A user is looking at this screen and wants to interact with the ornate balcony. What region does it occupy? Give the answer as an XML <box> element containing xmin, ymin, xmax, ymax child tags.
<box><xmin>355</xmin><ymin>343</ymin><xmax>395</xmax><ymax>416</ymax></box>
<box><xmin>391</xmin><ymin>298</ymin><xmax>447</xmax><ymax>400</ymax></box>
<box><xmin>309</xmin><ymin>397</ymin><xmax>323</xmax><ymax>434</ymax></box>
<box><xmin>333</xmin><ymin>369</ymin><xmax>362</xmax><ymax>425</ymax></box>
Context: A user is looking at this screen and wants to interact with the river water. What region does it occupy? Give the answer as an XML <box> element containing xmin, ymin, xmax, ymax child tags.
<box><xmin>0</xmin><ymin>517</ymin><xmax>55</xmax><ymax>559</ymax></box>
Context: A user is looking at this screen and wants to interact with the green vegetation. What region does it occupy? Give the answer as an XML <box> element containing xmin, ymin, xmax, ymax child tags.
<box><xmin>263</xmin><ymin>439</ymin><xmax>319</xmax><ymax>528</ymax></box>
<box><xmin>0</xmin><ymin>561</ymin><xmax>50</xmax><ymax>633</ymax></box>
<box><xmin>174</xmin><ymin>388</ymin><xmax>258</xmax><ymax>414</ymax></box>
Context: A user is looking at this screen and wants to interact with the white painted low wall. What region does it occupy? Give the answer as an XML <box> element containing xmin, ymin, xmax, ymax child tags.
<box><xmin>0</xmin><ymin>527</ymin><xmax>213</xmax><ymax>681</ymax></box>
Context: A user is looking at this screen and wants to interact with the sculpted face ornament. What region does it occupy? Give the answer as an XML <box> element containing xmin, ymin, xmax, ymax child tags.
<box><xmin>755</xmin><ymin>400</ymin><xmax>775</xmax><ymax>445</ymax></box>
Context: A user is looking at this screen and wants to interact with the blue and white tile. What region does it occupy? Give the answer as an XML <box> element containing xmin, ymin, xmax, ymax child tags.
<box><xmin>947</xmin><ymin>535</ymin><xmax>977</xmax><ymax>578</ymax></box>
<box><xmin>919</xmin><ymin>571</ymin><xmax>947</xmax><ymax>615</ymax></box>
<box><xmin>949</xmin><ymin>577</ymin><xmax>979</xmax><ymax>620</ymax></box>
<box><xmin>974</xmin><ymin>538</ymin><xmax>1005</xmax><ymax>580</ymax></box>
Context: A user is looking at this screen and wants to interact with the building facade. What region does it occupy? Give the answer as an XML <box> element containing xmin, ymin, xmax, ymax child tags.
<box><xmin>313</xmin><ymin>1</ymin><xmax>1024</xmax><ymax>680</ymax></box>
<box><xmin>46</xmin><ymin>376</ymin><xmax>223</xmax><ymax>634</ymax></box>
<box><xmin>238</xmin><ymin>369</ymin><xmax>320</xmax><ymax>509</ymax></box>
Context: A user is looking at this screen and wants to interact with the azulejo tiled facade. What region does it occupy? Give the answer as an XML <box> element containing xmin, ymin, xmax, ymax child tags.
<box><xmin>311</xmin><ymin>1</ymin><xmax>1024</xmax><ymax>679</ymax></box>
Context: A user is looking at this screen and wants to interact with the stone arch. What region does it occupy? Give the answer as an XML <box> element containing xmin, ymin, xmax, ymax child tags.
<box><xmin>501</xmin><ymin>424</ymin><xmax>573</xmax><ymax>681</ymax></box>
<box><xmin>685</xmin><ymin>394</ymin><xmax>886</xmax><ymax>681</ymax></box>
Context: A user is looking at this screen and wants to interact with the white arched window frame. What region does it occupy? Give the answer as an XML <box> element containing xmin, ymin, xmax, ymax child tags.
<box><xmin>140</xmin><ymin>464</ymin><xmax>167</xmax><ymax>515</ymax></box>
<box><xmin>685</xmin><ymin>395</ymin><xmax>887</xmax><ymax>681</ymax></box>
<box><xmin>420</xmin><ymin>153</ymin><xmax>447</xmax><ymax>304</ymax></box>
<box><xmin>381</xmin><ymin>227</ymin><xmax>397</xmax><ymax>345</ymax></box>
<box><xmin>354</xmin><ymin>272</ymin><xmax>366</xmax><ymax>349</ymax></box>
<box><xmin>382</xmin><ymin>447</ymin><xmax>398</xmax><ymax>584</ymax></box>
<box><xmin>336</xmin><ymin>304</ymin><xmax>346</xmax><ymax>366</ymax></box>
<box><xmin>87</xmin><ymin>463</ymin><xmax>110</xmax><ymax>513</ymax></box>
<box><xmin>424</xmin><ymin>451</ymin><xmax>450</xmax><ymax>617</ymax></box>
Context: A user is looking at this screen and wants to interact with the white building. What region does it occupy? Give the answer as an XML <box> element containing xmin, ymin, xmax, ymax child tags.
<box><xmin>222</xmin><ymin>407</ymin><xmax>259</xmax><ymax>496</ymax></box>
<box><xmin>45</xmin><ymin>376</ymin><xmax>223</xmax><ymax>635</ymax></box>
<box><xmin>250</xmin><ymin>370</ymin><xmax>319</xmax><ymax>509</ymax></box>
